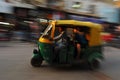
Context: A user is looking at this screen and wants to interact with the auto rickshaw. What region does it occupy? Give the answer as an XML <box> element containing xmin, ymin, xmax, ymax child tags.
<box><xmin>30</xmin><ymin>19</ymin><xmax>104</xmax><ymax>69</ymax></box>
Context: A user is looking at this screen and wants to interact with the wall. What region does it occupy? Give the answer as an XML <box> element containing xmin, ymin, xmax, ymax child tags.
<box><xmin>64</xmin><ymin>0</ymin><xmax>93</xmax><ymax>13</ymax></box>
<box><xmin>63</xmin><ymin>0</ymin><xmax>119</xmax><ymax>23</ymax></box>
<box><xmin>0</xmin><ymin>1</ymin><xmax>13</xmax><ymax>14</ymax></box>
<box><xmin>95</xmin><ymin>2</ymin><xmax>119</xmax><ymax>23</ymax></box>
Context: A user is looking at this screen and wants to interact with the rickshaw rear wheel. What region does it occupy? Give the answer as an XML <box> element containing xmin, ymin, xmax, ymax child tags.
<box><xmin>89</xmin><ymin>59</ymin><xmax>100</xmax><ymax>70</ymax></box>
<box><xmin>31</xmin><ymin>57</ymin><xmax>43</xmax><ymax>67</ymax></box>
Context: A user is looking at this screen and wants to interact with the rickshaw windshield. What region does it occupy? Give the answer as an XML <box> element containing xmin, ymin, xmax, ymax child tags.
<box><xmin>41</xmin><ymin>23</ymin><xmax>52</xmax><ymax>38</ymax></box>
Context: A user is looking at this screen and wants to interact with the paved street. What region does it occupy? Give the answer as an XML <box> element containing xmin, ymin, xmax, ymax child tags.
<box><xmin>0</xmin><ymin>41</ymin><xmax>120</xmax><ymax>80</ymax></box>
<box><xmin>99</xmin><ymin>46</ymin><xmax>120</xmax><ymax>80</ymax></box>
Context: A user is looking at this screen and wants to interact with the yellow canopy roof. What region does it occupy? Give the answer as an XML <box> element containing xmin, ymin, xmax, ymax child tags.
<box><xmin>55</xmin><ymin>20</ymin><xmax>102</xmax><ymax>30</ymax></box>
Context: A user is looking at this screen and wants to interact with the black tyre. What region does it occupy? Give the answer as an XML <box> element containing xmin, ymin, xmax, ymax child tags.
<box><xmin>89</xmin><ymin>59</ymin><xmax>100</xmax><ymax>70</ymax></box>
<box><xmin>31</xmin><ymin>57</ymin><xmax>43</xmax><ymax>67</ymax></box>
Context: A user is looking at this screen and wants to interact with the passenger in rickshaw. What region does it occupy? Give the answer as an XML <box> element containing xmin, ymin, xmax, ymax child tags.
<box><xmin>73</xmin><ymin>27</ymin><xmax>88</xmax><ymax>59</ymax></box>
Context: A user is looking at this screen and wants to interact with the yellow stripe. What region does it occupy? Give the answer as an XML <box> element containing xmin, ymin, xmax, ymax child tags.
<box><xmin>39</xmin><ymin>38</ymin><xmax>52</xmax><ymax>44</ymax></box>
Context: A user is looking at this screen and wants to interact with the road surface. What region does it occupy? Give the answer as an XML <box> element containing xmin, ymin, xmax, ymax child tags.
<box><xmin>0</xmin><ymin>41</ymin><xmax>120</xmax><ymax>80</ymax></box>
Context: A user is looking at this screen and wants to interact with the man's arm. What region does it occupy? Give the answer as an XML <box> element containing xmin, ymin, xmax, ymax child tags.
<box><xmin>54</xmin><ymin>31</ymin><xmax>64</xmax><ymax>40</ymax></box>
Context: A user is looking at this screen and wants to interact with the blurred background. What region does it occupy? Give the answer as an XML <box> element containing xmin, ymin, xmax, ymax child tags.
<box><xmin>0</xmin><ymin>0</ymin><xmax>120</xmax><ymax>47</ymax></box>
<box><xmin>1</xmin><ymin>1</ymin><xmax>120</xmax><ymax>80</ymax></box>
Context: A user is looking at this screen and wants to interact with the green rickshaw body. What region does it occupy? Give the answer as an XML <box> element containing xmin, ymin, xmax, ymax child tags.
<box><xmin>38</xmin><ymin>42</ymin><xmax>54</xmax><ymax>63</ymax></box>
<box><xmin>38</xmin><ymin>41</ymin><xmax>75</xmax><ymax>64</ymax></box>
<box><xmin>31</xmin><ymin>20</ymin><xmax>104</xmax><ymax>69</ymax></box>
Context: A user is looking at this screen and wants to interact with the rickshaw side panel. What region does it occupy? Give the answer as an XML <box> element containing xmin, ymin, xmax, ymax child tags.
<box><xmin>38</xmin><ymin>42</ymin><xmax>54</xmax><ymax>63</ymax></box>
<box><xmin>59</xmin><ymin>46</ymin><xmax>67</xmax><ymax>63</ymax></box>
<box><xmin>67</xmin><ymin>45</ymin><xmax>75</xmax><ymax>63</ymax></box>
<box><xmin>82</xmin><ymin>45</ymin><xmax>104</xmax><ymax>62</ymax></box>
<box><xmin>59</xmin><ymin>44</ymin><xmax>75</xmax><ymax>64</ymax></box>
<box><xmin>89</xmin><ymin>27</ymin><xmax>102</xmax><ymax>46</ymax></box>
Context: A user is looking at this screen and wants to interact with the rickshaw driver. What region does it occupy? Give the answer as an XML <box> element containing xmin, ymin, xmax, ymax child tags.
<box><xmin>53</xmin><ymin>27</ymin><xmax>66</xmax><ymax>46</ymax></box>
<box><xmin>53</xmin><ymin>27</ymin><xmax>65</xmax><ymax>42</ymax></box>
<box><xmin>73</xmin><ymin>28</ymin><xmax>88</xmax><ymax>59</ymax></box>
<box><xmin>53</xmin><ymin>27</ymin><xmax>66</xmax><ymax>54</ymax></box>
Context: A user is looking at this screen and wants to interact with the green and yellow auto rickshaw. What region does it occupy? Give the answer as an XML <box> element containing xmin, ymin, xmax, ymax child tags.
<box><xmin>30</xmin><ymin>19</ymin><xmax>104</xmax><ymax>69</ymax></box>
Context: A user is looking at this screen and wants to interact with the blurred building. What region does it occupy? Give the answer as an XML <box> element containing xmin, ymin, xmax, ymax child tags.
<box><xmin>31</xmin><ymin>0</ymin><xmax>119</xmax><ymax>24</ymax></box>
<box><xmin>114</xmin><ymin>0</ymin><xmax>120</xmax><ymax>23</ymax></box>
<box><xmin>0</xmin><ymin>0</ymin><xmax>13</xmax><ymax>22</ymax></box>
<box><xmin>0</xmin><ymin>0</ymin><xmax>119</xmax><ymax>41</ymax></box>
<box><xmin>63</xmin><ymin>0</ymin><xmax>119</xmax><ymax>23</ymax></box>
<box><xmin>1</xmin><ymin>0</ymin><xmax>120</xmax><ymax>25</ymax></box>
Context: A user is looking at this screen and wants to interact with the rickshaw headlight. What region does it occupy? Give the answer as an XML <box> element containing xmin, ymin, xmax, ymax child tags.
<box><xmin>33</xmin><ymin>49</ymin><xmax>38</xmax><ymax>54</ymax></box>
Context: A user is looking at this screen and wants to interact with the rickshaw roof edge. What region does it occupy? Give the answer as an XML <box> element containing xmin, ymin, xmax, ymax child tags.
<box><xmin>55</xmin><ymin>20</ymin><xmax>102</xmax><ymax>29</ymax></box>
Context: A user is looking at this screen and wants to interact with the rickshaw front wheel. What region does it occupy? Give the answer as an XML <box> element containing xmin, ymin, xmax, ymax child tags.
<box><xmin>31</xmin><ymin>57</ymin><xmax>43</xmax><ymax>67</ymax></box>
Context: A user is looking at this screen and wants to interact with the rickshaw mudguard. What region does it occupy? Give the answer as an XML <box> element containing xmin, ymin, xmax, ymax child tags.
<box><xmin>32</xmin><ymin>48</ymin><xmax>41</xmax><ymax>58</ymax></box>
<box><xmin>37</xmin><ymin>42</ymin><xmax>54</xmax><ymax>63</ymax></box>
<box><xmin>88</xmin><ymin>52</ymin><xmax>104</xmax><ymax>63</ymax></box>
<box><xmin>32</xmin><ymin>53</ymin><xmax>39</xmax><ymax>58</ymax></box>
<box><xmin>82</xmin><ymin>45</ymin><xmax>104</xmax><ymax>63</ymax></box>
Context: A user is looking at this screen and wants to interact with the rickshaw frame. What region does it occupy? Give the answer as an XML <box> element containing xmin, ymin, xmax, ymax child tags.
<box><xmin>31</xmin><ymin>20</ymin><xmax>104</xmax><ymax>69</ymax></box>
